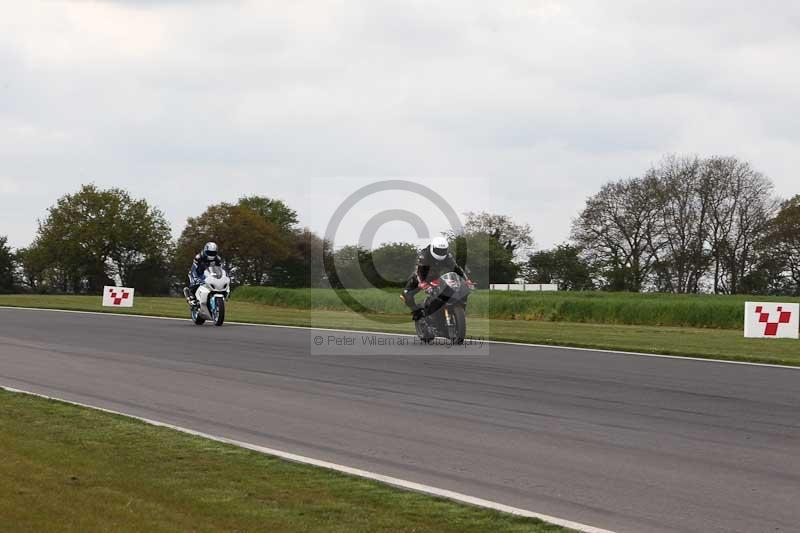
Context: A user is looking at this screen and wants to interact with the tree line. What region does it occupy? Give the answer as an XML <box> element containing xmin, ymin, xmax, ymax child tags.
<box><xmin>1</xmin><ymin>154</ymin><xmax>798</xmax><ymax>296</ymax></box>
<box><xmin>529</xmin><ymin>155</ymin><xmax>799</xmax><ymax>296</ymax></box>
<box><xmin>4</xmin><ymin>186</ymin><xmax>316</xmax><ymax>294</ymax></box>
<box><xmin>1</xmin><ymin>185</ymin><xmax>526</xmax><ymax>294</ymax></box>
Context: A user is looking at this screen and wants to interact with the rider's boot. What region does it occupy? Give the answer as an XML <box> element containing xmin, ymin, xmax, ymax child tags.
<box><xmin>183</xmin><ymin>287</ymin><xmax>198</xmax><ymax>306</ymax></box>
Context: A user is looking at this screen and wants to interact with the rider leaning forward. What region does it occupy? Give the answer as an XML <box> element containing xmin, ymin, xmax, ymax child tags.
<box><xmin>402</xmin><ymin>236</ymin><xmax>468</xmax><ymax>321</ymax></box>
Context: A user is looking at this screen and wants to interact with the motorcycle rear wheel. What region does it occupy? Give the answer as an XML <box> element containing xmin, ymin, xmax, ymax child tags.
<box><xmin>191</xmin><ymin>306</ymin><xmax>205</xmax><ymax>325</ymax></box>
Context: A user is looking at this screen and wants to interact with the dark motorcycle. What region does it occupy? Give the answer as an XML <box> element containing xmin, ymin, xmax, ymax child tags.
<box><xmin>415</xmin><ymin>272</ymin><xmax>474</xmax><ymax>344</ymax></box>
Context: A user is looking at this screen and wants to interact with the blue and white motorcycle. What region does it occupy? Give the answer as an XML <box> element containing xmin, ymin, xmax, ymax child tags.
<box><xmin>184</xmin><ymin>266</ymin><xmax>230</xmax><ymax>326</ymax></box>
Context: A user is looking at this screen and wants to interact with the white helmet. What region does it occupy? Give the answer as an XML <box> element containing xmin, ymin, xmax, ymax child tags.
<box><xmin>203</xmin><ymin>242</ymin><xmax>219</xmax><ymax>259</ymax></box>
<box><xmin>430</xmin><ymin>236</ymin><xmax>449</xmax><ymax>261</ymax></box>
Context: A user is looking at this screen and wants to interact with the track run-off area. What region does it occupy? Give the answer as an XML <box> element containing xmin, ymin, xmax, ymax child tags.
<box><xmin>1</xmin><ymin>307</ymin><xmax>798</xmax><ymax>533</ymax></box>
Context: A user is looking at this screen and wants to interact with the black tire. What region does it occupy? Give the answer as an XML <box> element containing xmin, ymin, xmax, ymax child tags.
<box><xmin>415</xmin><ymin>318</ymin><xmax>435</xmax><ymax>344</ymax></box>
<box><xmin>448</xmin><ymin>306</ymin><xmax>467</xmax><ymax>344</ymax></box>
<box><xmin>212</xmin><ymin>298</ymin><xmax>225</xmax><ymax>326</ymax></box>
<box><xmin>191</xmin><ymin>307</ymin><xmax>205</xmax><ymax>326</ymax></box>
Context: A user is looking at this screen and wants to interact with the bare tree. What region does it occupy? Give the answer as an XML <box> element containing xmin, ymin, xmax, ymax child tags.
<box><xmin>651</xmin><ymin>155</ymin><xmax>710</xmax><ymax>293</ymax></box>
<box><xmin>703</xmin><ymin>157</ymin><xmax>777</xmax><ymax>293</ymax></box>
<box><xmin>572</xmin><ymin>155</ymin><xmax>781</xmax><ymax>294</ymax></box>
<box><xmin>461</xmin><ymin>211</ymin><xmax>534</xmax><ymax>258</ymax></box>
<box><xmin>571</xmin><ymin>175</ymin><xmax>665</xmax><ymax>292</ymax></box>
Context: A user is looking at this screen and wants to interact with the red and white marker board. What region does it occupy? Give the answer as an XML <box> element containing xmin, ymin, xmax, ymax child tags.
<box><xmin>103</xmin><ymin>286</ymin><xmax>135</xmax><ymax>308</ymax></box>
<box><xmin>744</xmin><ymin>302</ymin><xmax>799</xmax><ymax>339</ymax></box>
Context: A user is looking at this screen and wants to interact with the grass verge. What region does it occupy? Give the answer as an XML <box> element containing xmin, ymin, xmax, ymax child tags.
<box><xmin>1</xmin><ymin>294</ymin><xmax>799</xmax><ymax>365</ymax></box>
<box><xmin>0</xmin><ymin>389</ymin><xmax>565</xmax><ymax>533</ymax></box>
<box><xmin>233</xmin><ymin>286</ymin><xmax>800</xmax><ymax>330</ymax></box>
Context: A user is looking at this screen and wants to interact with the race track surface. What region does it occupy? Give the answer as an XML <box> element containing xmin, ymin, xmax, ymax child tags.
<box><xmin>1</xmin><ymin>308</ymin><xmax>798</xmax><ymax>533</ymax></box>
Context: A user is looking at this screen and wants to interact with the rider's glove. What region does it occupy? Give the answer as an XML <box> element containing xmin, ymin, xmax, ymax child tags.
<box><xmin>419</xmin><ymin>281</ymin><xmax>432</xmax><ymax>292</ymax></box>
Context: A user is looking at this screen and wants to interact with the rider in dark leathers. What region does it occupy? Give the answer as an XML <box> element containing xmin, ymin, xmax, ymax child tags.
<box><xmin>402</xmin><ymin>237</ymin><xmax>467</xmax><ymax>320</ymax></box>
<box><xmin>185</xmin><ymin>242</ymin><xmax>222</xmax><ymax>304</ymax></box>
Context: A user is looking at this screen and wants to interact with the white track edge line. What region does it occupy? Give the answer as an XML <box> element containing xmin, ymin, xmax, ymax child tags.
<box><xmin>1</xmin><ymin>305</ymin><xmax>797</xmax><ymax>370</ymax></box>
<box><xmin>0</xmin><ymin>384</ymin><xmax>615</xmax><ymax>533</ymax></box>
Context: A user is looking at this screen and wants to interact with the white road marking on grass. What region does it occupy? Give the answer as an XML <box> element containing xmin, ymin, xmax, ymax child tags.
<box><xmin>1</xmin><ymin>305</ymin><xmax>798</xmax><ymax>370</ymax></box>
<box><xmin>0</xmin><ymin>384</ymin><xmax>617</xmax><ymax>533</ymax></box>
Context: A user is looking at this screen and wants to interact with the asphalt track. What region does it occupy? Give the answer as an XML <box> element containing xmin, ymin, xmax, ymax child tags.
<box><xmin>1</xmin><ymin>308</ymin><xmax>799</xmax><ymax>533</ymax></box>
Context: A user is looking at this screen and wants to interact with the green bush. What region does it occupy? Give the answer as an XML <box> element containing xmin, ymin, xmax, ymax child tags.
<box><xmin>233</xmin><ymin>286</ymin><xmax>800</xmax><ymax>330</ymax></box>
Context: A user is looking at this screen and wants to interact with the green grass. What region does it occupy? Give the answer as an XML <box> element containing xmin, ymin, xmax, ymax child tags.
<box><xmin>0</xmin><ymin>389</ymin><xmax>564</xmax><ymax>533</ymax></box>
<box><xmin>234</xmin><ymin>286</ymin><xmax>800</xmax><ymax>330</ymax></box>
<box><xmin>1</xmin><ymin>294</ymin><xmax>799</xmax><ymax>365</ymax></box>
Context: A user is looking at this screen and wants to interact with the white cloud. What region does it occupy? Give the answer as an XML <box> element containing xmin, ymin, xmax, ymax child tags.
<box><xmin>1</xmin><ymin>0</ymin><xmax>798</xmax><ymax>250</ymax></box>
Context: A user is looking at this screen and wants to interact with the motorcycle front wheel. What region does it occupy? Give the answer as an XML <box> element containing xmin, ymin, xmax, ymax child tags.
<box><xmin>446</xmin><ymin>306</ymin><xmax>466</xmax><ymax>344</ymax></box>
<box><xmin>212</xmin><ymin>298</ymin><xmax>225</xmax><ymax>326</ymax></box>
<box><xmin>415</xmin><ymin>317</ymin><xmax>435</xmax><ymax>344</ymax></box>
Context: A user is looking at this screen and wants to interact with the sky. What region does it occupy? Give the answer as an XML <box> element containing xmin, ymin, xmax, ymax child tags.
<box><xmin>2</xmin><ymin>1</ymin><xmax>799</xmax><ymax>252</ymax></box>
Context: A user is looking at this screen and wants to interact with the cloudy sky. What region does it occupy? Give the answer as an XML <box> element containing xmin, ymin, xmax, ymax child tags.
<box><xmin>2</xmin><ymin>1</ymin><xmax>799</xmax><ymax>251</ymax></box>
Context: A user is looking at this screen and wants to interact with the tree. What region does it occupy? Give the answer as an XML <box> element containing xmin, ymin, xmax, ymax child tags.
<box><xmin>651</xmin><ymin>155</ymin><xmax>711</xmax><ymax>293</ymax></box>
<box><xmin>0</xmin><ymin>237</ymin><xmax>16</xmax><ymax>293</ymax></box>
<box><xmin>571</xmin><ymin>155</ymin><xmax>780</xmax><ymax>294</ymax></box>
<box><xmin>237</xmin><ymin>196</ymin><xmax>299</xmax><ymax>233</ymax></box>
<box><xmin>703</xmin><ymin>157</ymin><xmax>777</xmax><ymax>294</ymax></box>
<box><xmin>29</xmin><ymin>185</ymin><xmax>172</xmax><ymax>293</ymax></box>
<box><xmin>571</xmin><ymin>175</ymin><xmax>665</xmax><ymax>291</ymax></box>
<box><xmin>327</xmin><ymin>245</ymin><xmax>373</xmax><ymax>289</ymax></box>
<box><xmin>762</xmin><ymin>195</ymin><xmax>800</xmax><ymax>295</ymax></box>
<box><xmin>461</xmin><ymin>211</ymin><xmax>534</xmax><ymax>257</ymax></box>
<box><xmin>524</xmin><ymin>244</ymin><xmax>594</xmax><ymax>291</ymax></box>
<box><xmin>236</xmin><ymin>197</ymin><xmax>316</xmax><ymax>287</ymax></box>
<box><xmin>126</xmin><ymin>254</ymin><xmax>175</xmax><ymax>296</ymax></box>
<box><xmin>15</xmin><ymin>244</ymin><xmax>49</xmax><ymax>292</ymax></box>
<box><xmin>370</xmin><ymin>242</ymin><xmax>419</xmax><ymax>287</ymax></box>
<box><xmin>452</xmin><ymin>232</ymin><xmax>519</xmax><ymax>289</ymax></box>
<box><xmin>174</xmin><ymin>203</ymin><xmax>291</xmax><ymax>287</ymax></box>
<box><xmin>270</xmin><ymin>229</ymin><xmax>329</xmax><ymax>288</ymax></box>
<box><xmin>322</xmin><ymin>242</ymin><xmax>417</xmax><ymax>289</ymax></box>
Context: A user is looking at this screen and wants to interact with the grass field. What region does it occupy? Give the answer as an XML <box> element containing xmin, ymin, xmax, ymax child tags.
<box><xmin>234</xmin><ymin>286</ymin><xmax>800</xmax><ymax>330</ymax></box>
<box><xmin>0</xmin><ymin>389</ymin><xmax>564</xmax><ymax>533</ymax></box>
<box><xmin>1</xmin><ymin>293</ymin><xmax>799</xmax><ymax>365</ymax></box>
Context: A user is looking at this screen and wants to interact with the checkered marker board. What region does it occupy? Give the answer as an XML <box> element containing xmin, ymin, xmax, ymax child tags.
<box><xmin>744</xmin><ymin>302</ymin><xmax>799</xmax><ymax>339</ymax></box>
<box><xmin>102</xmin><ymin>286</ymin><xmax>135</xmax><ymax>308</ymax></box>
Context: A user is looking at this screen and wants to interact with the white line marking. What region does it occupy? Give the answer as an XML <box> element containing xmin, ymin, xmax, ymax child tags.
<box><xmin>1</xmin><ymin>304</ymin><xmax>797</xmax><ymax>370</ymax></box>
<box><xmin>0</xmin><ymin>384</ymin><xmax>616</xmax><ymax>533</ymax></box>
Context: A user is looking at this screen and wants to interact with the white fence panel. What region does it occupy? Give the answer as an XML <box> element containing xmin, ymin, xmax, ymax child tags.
<box><xmin>489</xmin><ymin>283</ymin><xmax>558</xmax><ymax>292</ymax></box>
